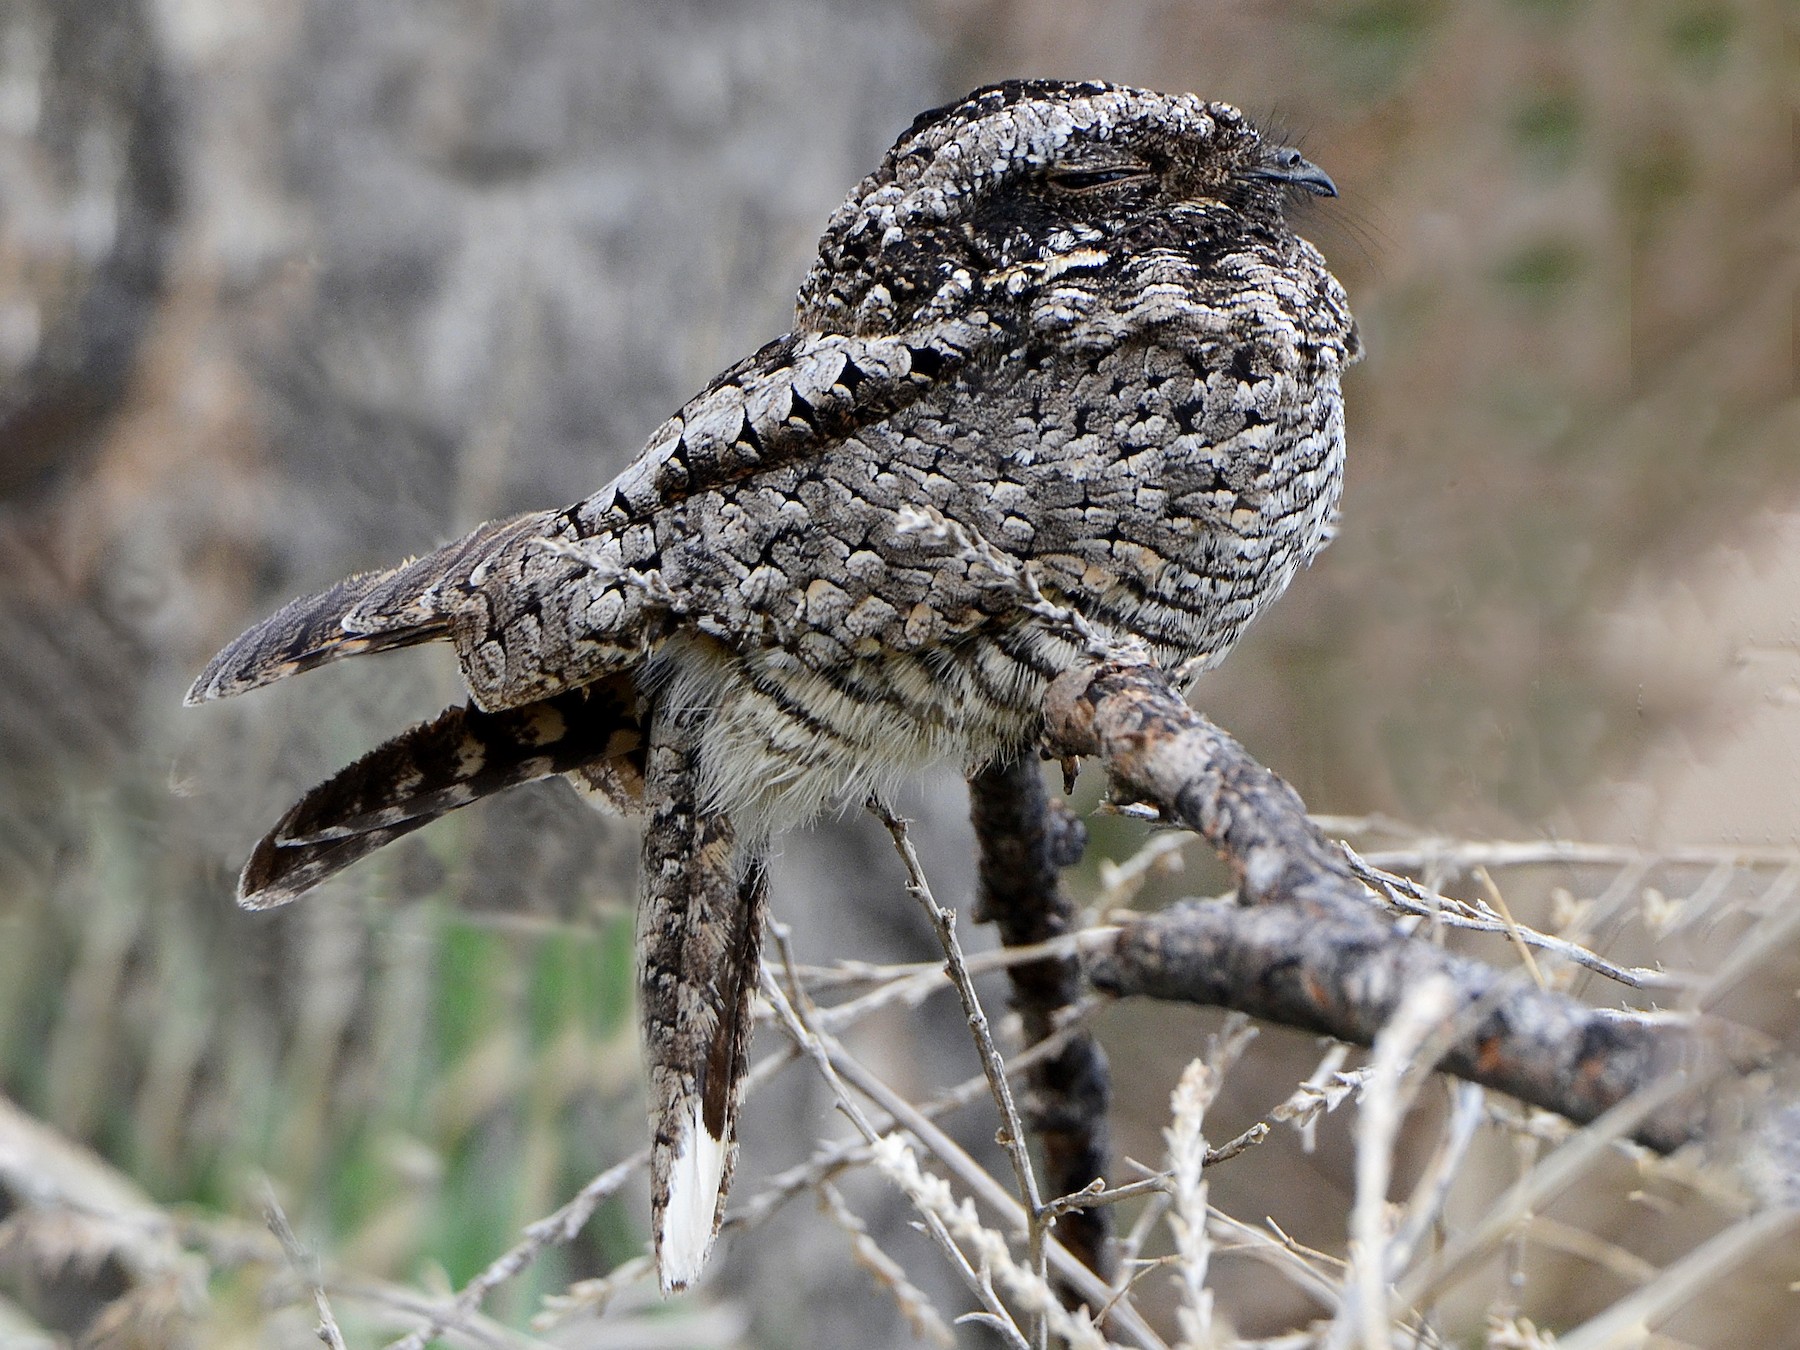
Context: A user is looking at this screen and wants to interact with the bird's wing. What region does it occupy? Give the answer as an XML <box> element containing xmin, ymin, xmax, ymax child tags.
<box><xmin>568</xmin><ymin>318</ymin><xmax>990</xmax><ymax>533</ymax></box>
<box><xmin>332</xmin><ymin>316</ymin><xmax>997</xmax><ymax>712</ymax></box>
<box><xmin>184</xmin><ymin>512</ymin><xmax>550</xmax><ymax>704</ymax></box>
<box><xmin>190</xmin><ymin>315</ymin><xmax>997</xmax><ymax>714</ymax></box>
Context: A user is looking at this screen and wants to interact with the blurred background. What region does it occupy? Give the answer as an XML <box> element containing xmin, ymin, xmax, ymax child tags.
<box><xmin>0</xmin><ymin>0</ymin><xmax>1795</xmax><ymax>1344</ymax></box>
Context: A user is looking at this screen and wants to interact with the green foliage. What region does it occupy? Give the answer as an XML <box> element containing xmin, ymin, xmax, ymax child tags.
<box><xmin>1510</xmin><ymin>89</ymin><xmax>1583</xmax><ymax>174</ymax></box>
<box><xmin>1494</xmin><ymin>237</ymin><xmax>1586</xmax><ymax>302</ymax></box>
<box><xmin>1315</xmin><ymin>0</ymin><xmax>1444</xmax><ymax>99</ymax></box>
<box><xmin>1666</xmin><ymin>4</ymin><xmax>1734</xmax><ymax>71</ymax></box>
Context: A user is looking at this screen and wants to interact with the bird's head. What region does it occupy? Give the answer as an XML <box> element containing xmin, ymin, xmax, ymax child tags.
<box><xmin>796</xmin><ymin>79</ymin><xmax>1337</xmax><ymax>335</ymax></box>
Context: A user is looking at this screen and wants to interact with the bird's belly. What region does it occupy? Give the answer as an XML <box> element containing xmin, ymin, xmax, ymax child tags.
<box><xmin>646</xmin><ymin>625</ymin><xmax>1078</xmax><ymax>833</ymax></box>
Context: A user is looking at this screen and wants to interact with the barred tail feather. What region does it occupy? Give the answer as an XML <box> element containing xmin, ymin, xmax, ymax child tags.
<box><xmin>240</xmin><ymin>812</ymin><xmax>429</xmax><ymax>911</ymax></box>
<box><xmin>239</xmin><ymin>677</ymin><xmax>644</xmax><ymax>909</ymax></box>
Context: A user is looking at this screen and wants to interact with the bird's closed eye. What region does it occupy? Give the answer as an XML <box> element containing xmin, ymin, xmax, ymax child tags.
<box><xmin>1046</xmin><ymin>164</ymin><xmax>1151</xmax><ymax>193</ymax></box>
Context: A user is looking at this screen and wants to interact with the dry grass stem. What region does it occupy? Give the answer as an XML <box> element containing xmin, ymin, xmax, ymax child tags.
<box><xmin>1112</xmin><ymin>1187</ymin><xmax>1173</xmax><ymax>1305</ymax></box>
<box><xmin>758</xmin><ymin>962</ymin><xmax>1032</xmax><ymax>1343</ymax></box>
<box><xmin>1097</xmin><ymin>833</ymin><xmax>1194</xmax><ymax>910</ymax></box>
<box><xmin>817</xmin><ymin>1179</ymin><xmax>958</xmax><ymax>1348</ymax></box>
<box><xmin>1326</xmin><ymin>975</ymin><xmax>1458</xmax><ymax>1350</ymax></box>
<box><xmin>1163</xmin><ymin>1020</ymin><xmax>1253</xmax><ymax>1349</ymax></box>
<box><xmin>1385</xmin><ymin>1082</ymin><xmax>1484</xmax><ymax>1281</ymax></box>
<box><xmin>1554</xmin><ymin>1207</ymin><xmax>1800</xmax><ymax>1350</ymax></box>
<box><xmin>1166</xmin><ymin>1071</ymin><xmax>1215</xmax><ymax>1349</ymax></box>
<box><xmin>1693</xmin><ymin>863</ymin><xmax>1800</xmax><ymax>1009</ymax></box>
<box><xmin>1399</xmin><ymin>1071</ymin><xmax>1701</xmax><ymax>1307</ymax></box>
<box><xmin>328</xmin><ymin>1277</ymin><xmax>552</xmax><ymax>1347</ymax></box>
<box><xmin>1472</xmin><ymin>867</ymin><xmax>1548</xmax><ymax>991</ymax></box>
<box><xmin>533</xmin><ymin>1254</ymin><xmax>655</xmax><ymax>1329</ymax></box>
<box><xmin>1517</xmin><ymin>1215</ymin><xmax>1658</xmax><ymax>1287</ymax></box>
<box><xmin>1204</xmin><ymin>1212</ymin><xmax>1343</xmax><ymax>1311</ymax></box>
<box><xmin>869</xmin><ymin>1134</ymin><xmax>1110</xmax><ymax>1350</ymax></box>
<box><xmin>730</xmin><ymin>998</ymin><xmax>1102</xmax><ymax>1238</ymax></box>
<box><xmin>814</xmin><ymin>1024</ymin><xmax>1169</xmax><ymax>1349</ymax></box>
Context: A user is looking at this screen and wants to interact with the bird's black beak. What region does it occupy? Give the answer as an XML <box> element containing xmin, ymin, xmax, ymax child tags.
<box><xmin>1251</xmin><ymin>147</ymin><xmax>1338</xmax><ymax>198</ymax></box>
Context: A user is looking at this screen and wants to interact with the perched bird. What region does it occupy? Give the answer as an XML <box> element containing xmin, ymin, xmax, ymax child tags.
<box><xmin>188</xmin><ymin>79</ymin><xmax>1357</xmax><ymax>1290</ymax></box>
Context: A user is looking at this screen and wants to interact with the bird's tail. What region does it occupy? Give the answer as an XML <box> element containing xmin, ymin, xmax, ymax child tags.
<box><xmin>639</xmin><ymin>709</ymin><xmax>767</xmax><ymax>1292</ymax></box>
<box><xmin>238</xmin><ymin>676</ymin><xmax>643</xmax><ymax>908</ymax></box>
<box><xmin>184</xmin><ymin>511</ymin><xmax>554</xmax><ymax>706</ymax></box>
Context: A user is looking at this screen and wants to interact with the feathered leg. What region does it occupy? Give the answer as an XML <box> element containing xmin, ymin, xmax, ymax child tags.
<box><xmin>639</xmin><ymin>705</ymin><xmax>766</xmax><ymax>1291</ymax></box>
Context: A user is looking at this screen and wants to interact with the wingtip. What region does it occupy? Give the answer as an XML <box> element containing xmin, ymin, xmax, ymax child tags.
<box><xmin>183</xmin><ymin>665</ymin><xmax>228</xmax><ymax>707</ymax></box>
<box><xmin>181</xmin><ymin>567</ymin><xmax>424</xmax><ymax>710</ymax></box>
<box><xmin>182</xmin><ymin>642</ymin><xmax>293</xmax><ymax>707</ymax></box>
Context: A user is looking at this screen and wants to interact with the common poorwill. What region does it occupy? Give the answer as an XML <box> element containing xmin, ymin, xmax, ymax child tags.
<box><xmin>189</xmin><ymin>79</ymin><xmax>1358</xmax><ymax>1289</ymax></box>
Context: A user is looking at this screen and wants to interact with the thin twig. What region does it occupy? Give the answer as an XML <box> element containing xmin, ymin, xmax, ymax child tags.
<box><xmin>797</xmin><ymin>932</ymin><xmax>1114</xmax><ymax>1023</ymax></box>
<box><xmin>384</xmin><ymin>1152</ymin><xmax>646</xmax><ymax>1350</ymax></box>
<box><xmin>262</xmin><ymin>1184</ymin><xmax>347</xmax><ymax>1350</ymax></box>
<box><xmin>1040</xmin><ymin>1177</ymin><xmax>1112</xmax><ymax>1223</ymax></box>
<box><xmin>758</xmin><ymin>962</ymin><xmax>1034</xmax><ymax>1346</ymax></box>
<box><xmin>872</xmin><ymin>797</ymin><xmax>1051</xmax><ymax>1345</ymax></box>
<box><xmin>1345</xmin><ymin>849</ymin><xmax>1679</xmax><ymax>991</ymax></box>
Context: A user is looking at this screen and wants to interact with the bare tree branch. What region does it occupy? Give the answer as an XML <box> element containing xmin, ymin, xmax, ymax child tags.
<box><xmin>969</xmin><ymin>755</ymin><xmax>1116</xmax><ymax>1286</ymax></box>
<box><xmin>1043</xmin><ymin>654</ymin><xmax>1780</xmax><ymax>1157</ymax></box>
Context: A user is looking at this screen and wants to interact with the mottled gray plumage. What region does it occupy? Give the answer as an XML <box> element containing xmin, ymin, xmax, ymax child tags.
<box><xmin>189</xmin><ymin>79</ymin><xmax>1357</xmax><ymax>1289</ymax></box>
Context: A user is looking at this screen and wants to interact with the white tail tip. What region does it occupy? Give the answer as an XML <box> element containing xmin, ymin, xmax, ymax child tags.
<box><xmin>657</xmin><ymin>1098</ymin><xmax>729</xmax><ymax>1292</ymax></box>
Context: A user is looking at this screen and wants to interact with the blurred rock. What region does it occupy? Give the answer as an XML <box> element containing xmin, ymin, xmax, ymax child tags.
<box><xmin>0</xmin><ymin>0</ymin><xmax>176</xmax><ymax>501</ymax></box>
